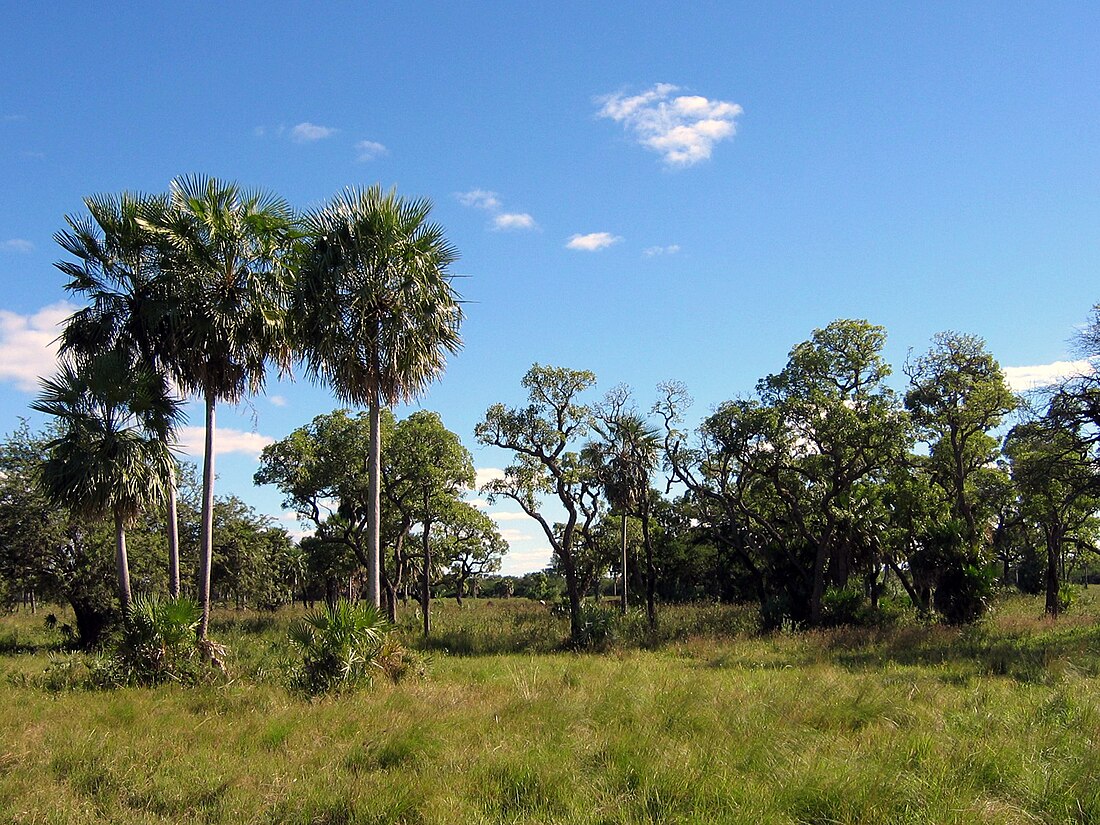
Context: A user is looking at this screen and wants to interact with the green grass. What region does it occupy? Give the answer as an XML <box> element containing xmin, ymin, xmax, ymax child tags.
<box><xmin>1</xmin><ymin>591</ymin><xmax>1100</xmax><ymax>823</ymax></box>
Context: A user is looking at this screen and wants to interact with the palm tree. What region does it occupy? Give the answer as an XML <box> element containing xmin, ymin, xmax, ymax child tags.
<box><xmin>54</xmin><ymin>191</ymin><xmax>188</xmax><ymax>596</ymax></box>
<box><xmin>291</xmin><ymin>185</ymin><xmax>462</xmax><ymax>608</ymax></box>
<box><xmin>32</xmin><ymin>351</ymin><xmax>180</xmax><ymax>610</ymax></box>
<box><xmin>144</xmin><ymin>175</ymin><xmax>294</xmax><ymax>638</ymax></box>
<box><xmin>590</xmin><ymin>412</ymin><xmax>661</xmax><ymax>621</ymax></box>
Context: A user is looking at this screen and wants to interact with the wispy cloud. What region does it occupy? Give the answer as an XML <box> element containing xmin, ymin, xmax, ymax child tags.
<box><xmin>3</xmin><ymin>114</ymin><xmax>26</xmax><ymax>122</ymax></box>
<box><xmin>1003</xmin><ymin>360</ymin><xmax>1094</xmax><ymax>392</ymax></box>
<box><xmin>493</xmin><ymin>213</ymin><xmax>536</xmax><ymax>231</ymax></box>
<box><xmin>176</xmin><ymin>427</ymin><xmax>275</xmax><ymax>458</ymax></box>
<box><xmin>475</xmin><ymin>467</ymin><xmax>506</xmax><ymax>491</ymax></box>
<box><xmin>490</xmin><ymin>511</ymin><xmax>533</xmax><ymax>522</ymax></box>
<box><xmin>268</xmin><ymin>395</ymin><xmax>287</xmax><ymax>407</ymax></box>
<box><xmin>0</xmin><ymin>301</ymin><xmax>77</xmax><ymax>392</ymax></box>
<box><xmin>456</xmin><ymin>190</ymin><xmax>537</xmax><ymax>232</ymax></box>
<box><xmin>1</xmin><ymin>239</ymin><xmax>34</xmax><ymax>254</ymax></box>
<box><xmin>567</xmin><ymin>232</ymin><xmax>622</xmax><ymax>252</ymax></box>
<box><xmin>597</xmin><ymin>83</ymin><xmax>742</xmax><ymax>167</ymax></box>
<box><xmin>355</xmin><ymin>140</ymin><xmax>387</xmax><ymax>161</ymax></box>
<box><xmin>643</xmin><ymin>244</ymin><xmax>681</xmax><ymax>257</ymax></box>
<box><xmin>290</xmin><ymin>122</ymin><xmax>338</xmax><ymax>143</ymax></box>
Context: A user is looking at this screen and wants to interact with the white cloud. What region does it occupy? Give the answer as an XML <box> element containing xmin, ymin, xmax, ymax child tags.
<box><xmin>456</xmin><ymin>189</ymin><xmax>501</xmax><ymax>211</ymax></box>
<box><xmin>355</xmin><ymin>140</ymin><xmax>387</xmax><ymax>161</ymax></box>
<box><xmin>1</xmin><ymin>239</ymin><xmax>34</xmax><ymax>254</ymax></box>
<box><xmin>490</xmin><ymin>511</ymin><xmax>533</xmax><ymax>522</ymax></box>
<box><xmin>290</xmin><ymin>122</ymin><xmax>337</xmax><ymax>143</ymax></box>
<box><xmin>176</xmin><ymin>426</ymin><xmax>275</xmax><ymax>459</ymax></box>
<box><xmin>597</xmin><ymin>83</ymin><xmax>742</xmax><ymax>167</ymax></box>
<box><xmin>493</xmin><ymin>212</ymin><xmax>536</xmax><ymax>231</ymax></box>
<box><xmin>1003</xmin><ymin>360</ymin><xmax>1095</xmax><ymax>392</ymax></box>
<box><xmin>498</xmin><ymin>527</ymin><xmax>536</xmax><ymax>543</ymax></box>
<box><xmin>475</xmin><ymin>467</ymin><xmax>506</xmax><ymax>490</ymax></box>
<box><xmin>3</xmin><ymin>114</ymin><xmax>26</xmax><ymax>122</ymax></box>
<box><xmin>499</xmin><ymin>545</ymin><xmax>554</xmax><ymax>576</ymax></box>
<box><xmin>0</xmin><ymin>301</ymin><xmax>77</xmax><ymax>392</ymax></box>
<box><xmin>643</xmin><ymin>244</ymin><xmax>681</xmax><ymax>257</ymax></box>
<box><xmin>567</xmin><ymin>232</ymin><xmax>622</xmax><ymax>251</ymax></box>
<box><xmin>268</xmin><ymin>394</ymin><xmax>287</xmax><ymax>407</ymax></box>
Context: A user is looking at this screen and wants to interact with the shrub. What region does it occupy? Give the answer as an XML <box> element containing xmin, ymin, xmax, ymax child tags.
<box><xmin>92</xmin><ymin>595</ymin><xmax>210</xmax><ymax>687</ymax></box>
<box><xmin>287</xmin><ymin>600</ymin><xmax>401</xmax><ymax>695</ymax></box>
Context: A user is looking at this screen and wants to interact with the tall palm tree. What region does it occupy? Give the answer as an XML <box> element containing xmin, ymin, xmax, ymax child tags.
<box><xmin>54</xmin><ymin>191</ymin><xmax>188</xmax><ymax>596</ymax></box>
<box><xmin>32</xmin><ymin>350</ymin><xmax>180</xmax><ymax>610</ymax></box>
<box><xmin>144</xmin><ymin>175</ymin><xmax>294</xmax><ymax>638</ymax></box>
<box><xmin>291</xmin><ymin>185</ymin><xmax>462</xmax><ymax>608</ymax></box>
<box><xmin>590</xmin><ymin>412</ymin><xmax>661</xmax><ymax>620</ymax></box>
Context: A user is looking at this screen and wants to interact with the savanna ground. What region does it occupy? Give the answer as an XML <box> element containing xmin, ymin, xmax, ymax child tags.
<box><xmin>2</xmin><ymin>592</ymin><xmax>1100</xmax><ymax>824</ymax></box>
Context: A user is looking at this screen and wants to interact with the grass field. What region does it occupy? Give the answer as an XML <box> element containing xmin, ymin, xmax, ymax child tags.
<box><xmin>2</xmin><ymin>592</ymin><xmax>1099</xmax><ymax>823</ymax></box>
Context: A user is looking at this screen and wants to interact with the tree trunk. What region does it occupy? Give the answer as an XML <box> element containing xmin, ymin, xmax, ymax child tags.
<box><xmin>421</xmin><ymin>517</ymin><xmax>433</xmax><ymax>636</ymax></box>
<box><xmin>167</xmin><ymin>468</ymin><xmax>181</xmax><ymax>598</ymax></box>
<box><xmin>366</xmin><ymin>398</ymin><xmax>382</xmax><ymax>609</ymax></box>
<box><xmin>197</xmin><ymin>393</ymin><xmax>216</xmax><ymax>640</ymax></box>
<box><xmin>381</xmin><ymin>567</ymin><xmax>397</xmax><ymax>623</ymax></box>
<box><xmin>1046</xmin><ymin>528</ymin><xmax>1062</xmax><ymax>617</ymax></box>
<box><xmin>620</xmin><ymin>513</ymin><xmax>628</xmax><ymax>615</ymax></box>
<box><xmin>641</xmin><ymin>505</ymin><xmax>656</xmax><ymax>630</ymax></box>
<box><xmin>114</xmin><ymin>510</ymin><xmax>134</xmax><ymax>612</ymax></box>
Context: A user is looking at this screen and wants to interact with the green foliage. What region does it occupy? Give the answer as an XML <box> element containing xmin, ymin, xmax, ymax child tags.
<box><xmin>934</xmin><ymin>562</ymin><xmax>995</xmax><ymax>625</ymax></box>
<box><xmin>94</xmin><ymin>595</ymin><xmax>208</xmax><ymax>687</ymax></box>
<box><xmin>286</xmin><ymin>600</ymin><xmax>398</xmax><ymax>694</ymax></box>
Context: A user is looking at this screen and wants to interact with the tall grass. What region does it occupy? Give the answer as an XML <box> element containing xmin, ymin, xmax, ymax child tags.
<box><xmin>1</xmin><ymin>591</ymin><xmax>1099</xmax><ymax>822</ymax></box>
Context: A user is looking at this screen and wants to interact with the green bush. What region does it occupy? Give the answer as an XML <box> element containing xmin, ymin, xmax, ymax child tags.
<box><xmin>822</xmin><ymin>587</ymin><xmax>866</xmax><ymax>625</ymax></box>
<box><xmin>92</xmin><ymin>595</ymin><xmax>210</xmax><ymax>687</ymax></box>
<box><xmin>287</xmin><ymin>600</ymin><xmax>404</xmax><ymax>695</ymax></box>
<box><xmin>1057</xmin><ymin>583</ymin><xmax>1077</xmax><ymax>614</ymax></box>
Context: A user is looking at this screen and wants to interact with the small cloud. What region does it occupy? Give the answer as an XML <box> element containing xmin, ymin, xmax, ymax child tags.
<box><xmin>597</xmin><ymin>83</ymin><xmax>742</xmax><ymax>167</ymax></box>
<box><xmin>1</xmin><ymin>239</ymin><xmax>34</xmax><ymax>254</ymax></box>
<box><xmin>643</xmin><ymin>244</ymin><xmax>681</xmax><ymax>257</ymax></box>
<box><xmin>176</xmin><ymin>427</ymin><xmax>275</xmax><ymax>459</ymax></box>
<box><xmin>1003</xmin><ymin>360</ymin><xmax>1094</xmax><ymax>392</ymax></box>
<box><xmin>567</xmin><ymin>232</ymin><xmax>622</xmax><ymax>252</ymax></box>
<box><xmin>498</xmin><ymin>527</ymin><xmax>536</xmax><ymax>542</ymax></box>
<box><xmin>290</xmin><ymin>122</ymin><xmax>338</xmax><ymax>143</ymax></box>
<box><xmin>253</xmin><ymin>126</ymin><xmax>267</xmax><ymax>138</ymax></box>
<box><xmin>268</xmin><ymin>394</ymin><xmax>287</xmax><ymax>407</ymax></box>
<box><xmin>19</xmin><ymin>151</ymin><xmax>44</xmax><ymax>160</ymax></box>
<box><xmin>0</xmin><ymin>301</ymin><xmax>78</xmax><ymax>392</ymax></box>
<box><xmin>3</xmin><ymin>114</ymin><xmax>26</xmax><ymax>122</ymax></box>
<box><xmin>355</xmin><ymin>140</ymin><xmax>387</xmax><ymax>161</ymax></box>
<box><xmin>493</xmin><ymin>212</ymin><xmax>536</xmax><ymax>231</ymax></box>
<box><xmin>475</xmin><ymin>467</ymin><xmax>506</xmax><ymax>491</ymax></box>
<box><xmin>490</xmin><ymin>511</ymin><xmax>532</xmax><ymax>522</ymax></box>
<box><xmin>456</xmin><ymin>189</ymin><xmax>501</xmax><ymax>211</ymax></box>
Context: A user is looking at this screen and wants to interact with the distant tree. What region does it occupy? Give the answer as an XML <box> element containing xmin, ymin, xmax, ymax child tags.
<box><xmin>905</xmin><ymin>331</ymin><xmax>1017</xmax><ymax>547</ymax></box>
<box><xmin>588</xmin><ymin>386</ymin><xmax>661</xmax><ymax>623</ymax></box>
<box><xmin>1006</xmin><ymin>396</ymin><xmax>1100</xmax><ymax>616</ymax></box>
<box><xmin>290</xmin><ymin>185</ymin><xmax>463</xmax><ymax>610</ymax></box>
<box><xmin>436</xmin><ymin>501</ymin><xmax>507</xmax><ymax>603</ymax></box>
<box><xmin>476</xmin><ymin>364</ymin><xmax>604</xmax><ymax>643</ymax></box>
<box><xmin>387</xmin><ymin>411</ymin><xmax>474</xmax><ymax>634</ymax></box>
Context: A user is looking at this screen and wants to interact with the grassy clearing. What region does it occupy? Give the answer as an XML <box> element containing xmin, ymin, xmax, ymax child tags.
<box><xmin>2</xmin><ymin>592</ymin><xmax>1100</xmax><ymax>823</ymax></box>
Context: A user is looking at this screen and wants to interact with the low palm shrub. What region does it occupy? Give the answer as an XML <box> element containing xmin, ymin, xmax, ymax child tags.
<box><xmin>92</xmin><ymin>595</ymin><xmax>210</xmax><ymax>687</ymax></box>
<box><xmin>287</xmin><ymin>600</ymin><xmax>408</xmax><ymax>694</ymax></box>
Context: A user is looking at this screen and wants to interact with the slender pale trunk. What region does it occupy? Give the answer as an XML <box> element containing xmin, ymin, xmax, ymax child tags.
<box><xmin>115</xmin><ymin>511</ymin><xmax>132</xmax><ymax>611</ymax></box>
<box><xmin>197</xmin><ymin>393</ymin><xmax>216</xmax><ymax>639</ymax></box>
<box><xmin>167</xmin><ymin>468</ymin><xmax>180</xmax><ymax>598</ymax></box>
<box><xmin>366</xmin><ymin>396</ymin><xmax>382</xmax><ymax>609</ymax></box>
<box><xmin>422</xmin><ymin>516</ymin><xmax>433</xmax><ymax>636</ymax></box>
<box><xmin>620</xmin><ymin>513</ymin><xmax>628</xmax><ymax>615</ymax></box>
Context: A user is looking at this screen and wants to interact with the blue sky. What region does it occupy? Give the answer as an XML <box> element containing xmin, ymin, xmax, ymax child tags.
<box><xmin>2</xmin><ymin>3</ymin><xmax>1099</xmax><ymax>574</ymax></box>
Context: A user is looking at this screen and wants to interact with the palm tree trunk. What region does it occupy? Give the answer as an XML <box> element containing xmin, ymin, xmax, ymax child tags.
<box><xmin>197</xmin><ymin>392</ymin><xmax>216</xmax><ymax>639</ymax></box>
<box><xmin>422</xmin><ymin>516</ymin><xmax>433</xmax><ymax>636</ymax></box>
<box><xmin>167</xmin><ymin>468</ymin><xmax>180</xmax><ymax>598</ymax></box>
<box><xmin>620</xmin><ymin>513</ymin><xmax>628</xmax><ymax>615</ymax></box>
<box><xmin>115</xmin><ymin>511</ymin><xmax>132</xmax><ymax>611</ymax></box>
<box><xmin>366</xmin><ymin>396</ymin><xmax>382</xmax><ymax>609</ymax></box>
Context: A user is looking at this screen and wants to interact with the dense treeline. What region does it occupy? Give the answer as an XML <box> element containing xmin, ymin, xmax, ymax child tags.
<box><xmin>2</xmin><ymin>173</ymin><xmax>1099</xmax><ymax>653</ymax></box>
